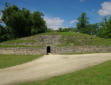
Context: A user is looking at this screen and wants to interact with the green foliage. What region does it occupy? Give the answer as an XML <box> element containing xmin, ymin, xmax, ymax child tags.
<box><xmin>98</xmin><ymin>17</ymin><xmax>111</xmax><ymax>38</ymax></box>
<box><xmin>77</xmin><ymin>12</ymin><xmax>89</xmax><ymax>32</ymax></box>
<box><xmin>105</xmin><ymin>18</ymin><xmax>111</xmax><ymax>38</ymax></box>
<box><xmin>1</xmin><ymin>4</ymin><xmax>47</xmax><ymax>39</ymax></box>
<box><xmin>47</xmin><ymin>28</ymin><xmax>55</xmax><ymax>32</ymax></box>
<box><xmin>76</xmin><ymin>12</ymin><xmax>99</xmax><ymax>36</ymax></box>
<box><xmin>57</xmin><ymin>27</ymin><xmax>76</xmax><ymax>32</ymax></box>
<box><xmin>31</xmin><ymin>11</ymin><xmax>47</xmax><ymax>34</ymax></box>
<box><xmin>81</xmin><ymin>24</ymin><xmax>99</xmax><ymax>35</ymax></box>
<box><xmin>0</xmin><ymin>25</ymin><xmax>10</xmax><ymax>42</ymax></box>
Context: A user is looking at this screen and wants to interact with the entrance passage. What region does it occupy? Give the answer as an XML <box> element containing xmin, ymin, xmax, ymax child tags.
<box><xmin>47</xmin><ymin>46</ymin><xmax>51</xmax><ymax>54</ymax></box>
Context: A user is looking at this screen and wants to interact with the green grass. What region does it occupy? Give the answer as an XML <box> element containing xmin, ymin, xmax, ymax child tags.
<box><xmin>2</xmin><ymin>39</ymin><xmax>36</xmax><ymax>44</ymax></box>
<box><xmin>0</xmin><ymin>54</ymin><xmax>42</xmax><ymax>69</ymax></box>
<box><xmin>0</xmin><ymin>44</ymin><xmax>42</xmax><ymax>48</ymax></box>
<box><xmin>0</xmin><ymin>44</ymin><xmax>29</xmax><ymax>48</ymax></box>
<box><xmin>1</xmin><ymin>32</ymin><xmax>111</xmax><ymax>48</ymax></box>
<box><xmin>59</xmin><ymin>32</ymin><xmax>111</xmax><ymax>46</ymax></box>
<box><xmin>17</xmin><ymin>60</ymin><xmax>111</xmax><ymax>85</ymax></box>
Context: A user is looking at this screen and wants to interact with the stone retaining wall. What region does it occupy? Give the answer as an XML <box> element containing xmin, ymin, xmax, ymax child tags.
<box><xmin>0</xmin><ymin>46</ymin><xmax>111</xmax><ymax>55</ymax></box>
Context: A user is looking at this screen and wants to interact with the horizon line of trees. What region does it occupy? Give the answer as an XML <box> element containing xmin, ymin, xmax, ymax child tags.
<box><xmin>0</xmin><ymin>2</ymin><xmax>47</xmax><ymax>42</ymax></box>
<box><xmin>57</xmin><ymin>12</ymin><xmax>111</xmax><ymax>39</ymax></box>
<box><xmin>0</xmin><ymin>2</ymin><xmax>111</xmax><ymax>42</ymax></box>
<box><xmin>76</xmin><ymin>12</ymin><xmax>111</xmax><ymax>38</ymax></box>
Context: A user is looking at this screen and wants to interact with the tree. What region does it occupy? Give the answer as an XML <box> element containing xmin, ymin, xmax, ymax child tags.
<box><xmin>57</xmin><ymin>28</ymin><xmax>63</xmax><ymax>32</ymax></box>
<box><xmin>47</xmin><ymin>28</ymin><xmax>55</xmax><ymax>32</ymax></box>
<box><xmin>31</xmin><ymin>11</ymin><xmax>47</xmax><ymax>34</ymax></box>
<box><xmin>2</xmin><ymin>3</ymin><xmax>47</xmax><ymax>38</ymax></box>
<box><xmin>0</xmin><ymin>25</ymin><xmax>9</xmax><ymax>42</ymax></box>
<box><xmin>82</xmin><ymin>24</ymin><xmax>99</xmax><ymax>35</ymax></box>
<box><xmin>77</xmin><ymin>12</ymin><xmax>89</xmax><ymax>33</ymax></box>
<box><xmin>104</xmin><ymin>17</ymin><xmax>111</xmax><ymax>38</ymax></box>
<box><xmin>98</xmin><ymin>17</ymin><xmax>111</xmax><ymax>38</ymax></box>
<box><xmin>2</xmin><ymin>5</ymin><xmax>23</xmax><ymax>38</ymax></box>
<box><xmin>57</xmin><ymin>27</ymin><xmax>77</xmax><ymax>32</ymax></box>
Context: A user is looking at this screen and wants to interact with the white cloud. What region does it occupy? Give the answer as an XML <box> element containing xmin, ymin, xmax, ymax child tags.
<box><xmin>98</xmin><ymin>2</ymin><xmax>111</xmax><ymax>16</ymax></box>
<box><xmin>44</xmin><ymin>17</ymin><xmax>64</xmax><ymax>30</ymax></box>
<box><xmin>69</xmin><ymin>20</ymin><xmax>78</xmax><ymax>25</ymax></box>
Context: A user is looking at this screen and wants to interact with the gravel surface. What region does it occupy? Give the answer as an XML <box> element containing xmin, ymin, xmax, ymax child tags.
<box><xmin>0</xmin><ymin>53</ymin><xmax>111</xmax><ymax>85</ymax></box>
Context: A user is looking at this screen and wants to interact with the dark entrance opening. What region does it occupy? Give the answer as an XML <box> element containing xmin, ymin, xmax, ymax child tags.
<box><xmin>47</xmin><ymin>46</ymin><xmax>51</xmax><ymax>54</ymax></box>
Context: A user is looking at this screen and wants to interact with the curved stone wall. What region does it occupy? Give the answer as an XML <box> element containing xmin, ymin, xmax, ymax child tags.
<box><xmin>0</xmin><ymin>46</ymin><xmax>111</xmax><ymax>55</ymax></box>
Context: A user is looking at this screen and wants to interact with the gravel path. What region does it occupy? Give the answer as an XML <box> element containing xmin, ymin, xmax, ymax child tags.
<box><xmin>0</xmin><ymin>53</ymin><xmax>111</xmax><ymax>85</ymax></box>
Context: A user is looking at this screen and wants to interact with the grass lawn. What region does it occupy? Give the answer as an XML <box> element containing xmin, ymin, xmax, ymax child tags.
<box><xmin>18</xmin><ymin>60</ymin><xmax>111</xmax><ymax>85</ymax></box>
<box><xmin>0</xmin><ymin>54</ymin><xmax>42</xmax><ymax>69</ymax></box>
<box><xmin>0</xmin><ymin>44</ymin><xmax>42</xmax><ymax>48</ymax></box>
<box><xmin>1</xmin><ymin>32</ymin><xmax>111</xmax><ymax>48</ymax></box>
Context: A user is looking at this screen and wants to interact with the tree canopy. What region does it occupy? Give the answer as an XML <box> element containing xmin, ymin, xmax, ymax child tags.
<box><xmin>77</xmin><ymin>12</ymin><xmax>89</xmax><ymax>32</ymax></box>
<box><xmin>98</xmin><ymin>17</ymin><xmax>111</xmax><ymax>38</ymax></box>
<box><xmin>1</xmin><ymin>3</ymin><xmax>47</xmax><ymax>39</ymax></box>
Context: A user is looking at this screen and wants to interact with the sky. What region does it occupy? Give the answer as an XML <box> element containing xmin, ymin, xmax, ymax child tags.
<box><xmin>0</xmin><ymin>0</ymin><xmax>111</xmax><ymax>30</ymax></box>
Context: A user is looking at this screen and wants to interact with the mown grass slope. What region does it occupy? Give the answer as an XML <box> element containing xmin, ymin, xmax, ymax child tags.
<box><xmin>0</xmin><ymin>54</ymin><xmax>42</xmax><ymax>69</ymax></box>
<box><xmin>0</xmin><ymin>32</ymin><xmax>111</xmax><ymax>48</ymax></box>
<box><xmin>18</xmin><ymin>60</ymin><xmax>111</xmax><ymax>85</ymax></box>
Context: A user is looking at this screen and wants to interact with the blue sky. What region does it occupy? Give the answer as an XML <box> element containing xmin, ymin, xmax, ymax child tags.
<box><xmin>0</xmin><ymin>0</ymin><xmax>111</xmax><ymax>29</ymax></box>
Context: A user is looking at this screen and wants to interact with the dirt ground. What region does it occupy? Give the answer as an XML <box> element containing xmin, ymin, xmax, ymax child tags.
<box><xmin>0</xmin><ymin>53</ymin><xmax>111</xmax><ymax>85</ymax></box>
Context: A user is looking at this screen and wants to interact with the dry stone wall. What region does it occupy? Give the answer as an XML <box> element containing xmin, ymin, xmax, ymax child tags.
<box><xmin>0</xmin><ymin>46</ymin><xmax>111</xmax><ymax>55</ymax></box>
<box><xmin>0</xmin><ymin>35</ymin><xmax>111</xmax><ymax>55</ymax></box>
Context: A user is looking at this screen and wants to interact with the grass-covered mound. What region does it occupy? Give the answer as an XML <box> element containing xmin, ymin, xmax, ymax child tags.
<box><xmin>0</xmin><ymin>32</ymin><xmax>111</xmax><ymax>48</ymax></box>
